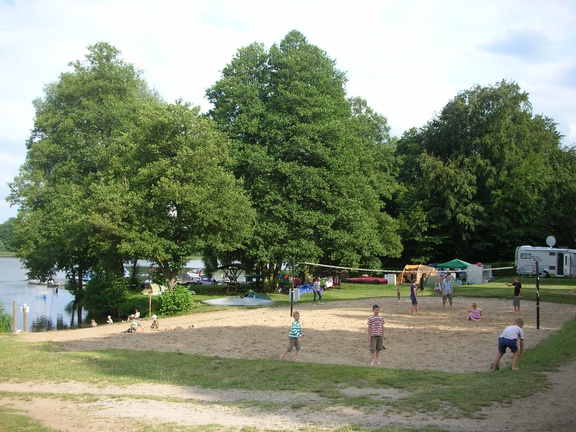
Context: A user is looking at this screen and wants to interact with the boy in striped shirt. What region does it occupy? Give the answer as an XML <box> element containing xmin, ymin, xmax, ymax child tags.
<box><xmin>367</xmin><ymin>304</ymin><xmax>386</xmax><ymax>366</ymax></box>
<box><xmin>280</xmin><ymin>311</ymin><xmax>304</xmax><ymax>361</ymax></box>
<box><xmin>491</xmin><ymin>317</ymin><xmax>525</xmax><ymax>371</ymax></box>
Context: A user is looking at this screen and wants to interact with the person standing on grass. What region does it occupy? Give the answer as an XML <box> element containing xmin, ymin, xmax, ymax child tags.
<box><xmin>410</xmin><ymin>281</ymin><xmax>419</xmax><ymax>315</ymax></box>
<box><xmin>396</xmin><ymin>281</ymin><xmax>401</xmax><ymax>300</ymax></box>
<box><xmin>367</xmin><ymin>304</ymin><xmax>386</xmax><ymax>366</ymax></box>
<box><xmin>506</xmin><ymin>277</ymin><xmax>522</xmax><ymax>314</ymax></box>
<box><xmin>280</xmin><ymin>311</ymin><xmax>304</xmax><ymax>361</ymax></box>
<box><xmin>491</xmin><ymin>317</ymin><xmax>524</xmax><ymax>371</ymax></box>
<box><xmin>442</xmin><ymin>275</ymin><xmax>454</xmax><ymax>309</ymax></box>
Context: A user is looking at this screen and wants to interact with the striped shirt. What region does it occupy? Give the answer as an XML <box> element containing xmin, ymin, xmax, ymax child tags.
<box><xmin>289</xmin><ymin>320</ymin><xmax>302</xmax><ymax>338</ymax></box>
<box><xmin>368</xmin><ymin>315</ymin><xmax>385</xmax><ymax>336</ymax></box>
<box><xmin>499</xmin><ymin>325</ymin><xmax>524</xmax><ymax>341</ymax></box>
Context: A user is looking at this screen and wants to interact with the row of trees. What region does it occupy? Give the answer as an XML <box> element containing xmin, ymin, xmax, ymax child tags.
<box><xmin>7</xmin><ymin>31</ymin><xmax>575</xmax><ymax>297</ymax></box>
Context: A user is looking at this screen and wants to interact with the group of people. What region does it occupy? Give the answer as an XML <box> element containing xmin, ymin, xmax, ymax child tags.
<box><xmin>409</xmin><ymin>274</ymin><xmax>454</xmax><ymax>315</ymax></box>
<box><xmin>89</xmin><ymin>308</ymin><xmax>160</xmax><ymax>332</ymax></box>
<box><xmin>281</xmin><ymin>276</ymin><xmax>526</xmax><ymax>371</ymax></box>
<box><xmin>409</xmin><ymin>275</ymin><xmax>523</xmax><ymax>319</ymax></box>
<box><xmin>279</xmin><ymin>304</ymin><xmax>388</xmax><ymax>366</ymax></box>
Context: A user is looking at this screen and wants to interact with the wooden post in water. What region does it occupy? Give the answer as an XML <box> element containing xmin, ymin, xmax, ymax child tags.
<box><xmin>22</xmin><ymin>304</ymin><xmax>28</xmax><ymax>333</ymax></box>
<box><xmin>12</xmin><ymin>301</ymin><xmax>16</xmax><ymax>333</ymax></box>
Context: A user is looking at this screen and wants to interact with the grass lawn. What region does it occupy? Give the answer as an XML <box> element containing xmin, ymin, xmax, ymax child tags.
<box><xmin>1</xmin><ymin>275</ymin><xmax>575</xmax><ymax>431</ymax></box>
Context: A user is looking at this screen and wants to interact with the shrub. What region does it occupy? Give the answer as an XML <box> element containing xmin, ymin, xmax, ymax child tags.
<box><xmin>156</xmin><ymin>285</ymin><xmax>195</xmax><ymax>315</ymax></box>
<box><xmin>0</xmin><ymin>304</ymin><xmax>12</xmax><ymax>333</ymax></box>
<box><xmin>83</xmin><ymin>272</ymin><xmax>130</xmax><ymax>317</ymax></box>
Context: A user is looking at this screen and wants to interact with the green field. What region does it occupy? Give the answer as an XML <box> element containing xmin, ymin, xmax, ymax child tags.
<box><xmin>0</xmin><ymin>276</ymin><xmax>575</xmax><ymax>431</ymax></box>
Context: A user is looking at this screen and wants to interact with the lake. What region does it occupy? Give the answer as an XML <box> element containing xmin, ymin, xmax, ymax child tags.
<box><xmin>0</xmin><ymin>257</ymin><xmax>206</xmax><ymax>332</ymax></box>
<box><xmin>0</xmin><ymin>257</ymin><xmax>78</xmax><ymax>332</ymax></box>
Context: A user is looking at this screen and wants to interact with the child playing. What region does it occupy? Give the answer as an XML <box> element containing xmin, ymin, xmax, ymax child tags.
<box><xmin>367</xmin><ymin>304</ymin><xmax>386</xmax><ymax>366</ymax></box>
<box><xmin>106</xmin><ymin>315</ymin><xmax>113</xmax><ymax>324</ymax></box>
<box><xmin>279</xmin><ymin>311</ymin><xmax>304</xmax><ymax>361</ymax></box>
<box><xmin>312</xmin><ymin>277</ymin><xmax>323</xmax><ymax>305</ymax></box>
<box><xmin>396</xmin><ymin>282</ymin><xmax>401</xmax><ymax>300</ymax></box>
<box><xmin>467</xmin><ymin>303</ymin><xmax>482</xmax><ymax>321</ymax></box>
<box><xmin>434</xmin><ymin>276</ymin><xmax>442</xmax><ymax>295</ymax></box>
<box><xmin>491</xmin><ymin>317</ymin><xmax>525</xmax><ymax>371</ymax></box>
<box><xmin>410</xmin><ymin>282</ymin><xmax>419</xmax><ymax>315</ymax></box>
<box><xmin>150</xmin><ymin>314</ymin><xmax>159</xmax><ymax>330</ymax></box>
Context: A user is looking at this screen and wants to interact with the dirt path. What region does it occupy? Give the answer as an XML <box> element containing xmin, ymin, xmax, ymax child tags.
<box><xmin>1</xmin><ymin>297</ymin><xmax>575</xmax><ymax>431</ymax></box>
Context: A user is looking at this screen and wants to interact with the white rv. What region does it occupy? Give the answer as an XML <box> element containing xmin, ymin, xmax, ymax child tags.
<box><xmin>515</xmin><ymin>245</ymin><xmax>576</xmax><ymax>277</ymax></box>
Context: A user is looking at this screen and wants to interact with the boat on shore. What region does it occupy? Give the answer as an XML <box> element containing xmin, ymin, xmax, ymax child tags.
<box><xmin>27</xmin><ymin>278</ymin><xmax>63</xmax><ymax>287</ymax></box>
<box><xmin>343</xmin><ymin>276</ymin><xmax>388</xmax><ymax>284</ymax></box>
<box><xmin>27</xmin><ymin>279</ymin><xmax>47</xmax><ymax>286</ymax></box>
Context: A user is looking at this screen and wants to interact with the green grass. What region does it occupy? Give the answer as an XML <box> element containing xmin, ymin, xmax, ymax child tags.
<box><xmin>0</xmin><ymin>407</ymin><xmax>58</xmax><ymax>432</ymax></box>
<box><xmin>1</xmin><ymin>311</ymin><xmax>575</xmax><ymax>413</ymax></box>
<box><xmin>2</xmin><ymin>276</ymin><xmax>575</xmax><ymax>431</ymax></box>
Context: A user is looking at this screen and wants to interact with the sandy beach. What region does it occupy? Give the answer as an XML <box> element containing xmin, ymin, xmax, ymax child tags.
<box><xmin>17</xmin><ymin>295</ymin><xmax>576</xmax><ymax>372</ymax></box>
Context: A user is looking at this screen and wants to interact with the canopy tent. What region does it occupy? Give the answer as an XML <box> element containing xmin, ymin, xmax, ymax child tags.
<box><xmin>437</xmin><ymin>259</ymin><xmax>472</xmax><ymax>269</ymax></box>
<box><xmin>398</xmin><ymin>264</ymin><xmax>437</xmax><ymax>284</ymax></box>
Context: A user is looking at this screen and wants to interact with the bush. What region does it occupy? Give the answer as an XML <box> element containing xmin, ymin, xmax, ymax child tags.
<box><xmin>83</xmin><ymin>272</ymin><xmax>130</xmax><ymax>317</ymax></box>
<box><xmin>0</xmin><ymin>304</ymin><xmax>12</xmax><ymax>333</ymax></box>
<box><xmin>156</xmin><ymin>285</ymin><xmax>196</xmax><ymax>315</ymax></box>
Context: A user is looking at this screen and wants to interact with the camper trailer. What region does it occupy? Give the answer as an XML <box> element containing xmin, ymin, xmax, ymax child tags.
<box><xmin>515</xmin><ymin>245</ymin><xmax>576</xmax><ymax>277</ymax></box>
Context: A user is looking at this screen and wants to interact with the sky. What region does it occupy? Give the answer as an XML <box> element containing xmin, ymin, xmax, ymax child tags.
<box><xmin>1</xmin><ymin>0</ymin><xmax>575</xmax><ymax>223</ymax></box>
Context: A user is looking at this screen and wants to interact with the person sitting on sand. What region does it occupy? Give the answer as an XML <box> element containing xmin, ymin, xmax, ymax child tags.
<box><xmin>90</xmin><ymin>319</ymin><xmax>97</xmax><ymax>327</ymax></box>
<box><xmin>467</xmin><ymin>303</ymin><xmax>482</xmax><ymax>321</ymax></box>
<box><xmin>106</xmin><ymin>315</ymin><xmax>113</xmax><ymax>324</ymax></box>
<box><xmin>150</xmin><ymin>315</ymin><xmax>159</xmax><ymax>330</ymax></box>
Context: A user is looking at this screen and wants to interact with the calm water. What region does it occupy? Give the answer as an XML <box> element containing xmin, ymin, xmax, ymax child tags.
<box><xmin>0</xmin><ymin>257</ymin><xmax>206</xmax><ymax>332</ymax></box>
<box><xmin>0</xmin><ymin>257</ymin><xmax>80</xmax><ymax>332</ymax></box>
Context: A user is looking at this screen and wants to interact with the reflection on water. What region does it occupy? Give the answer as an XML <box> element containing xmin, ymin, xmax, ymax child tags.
<box><xmin>0</xmin><ymin>257</ymin><xmax>85</xmax><ymax>332</ymax></box>
<box><xmin>1</xmin><ymin>257</ymin><xmax>206</xmax><ymax>332</ymax></box>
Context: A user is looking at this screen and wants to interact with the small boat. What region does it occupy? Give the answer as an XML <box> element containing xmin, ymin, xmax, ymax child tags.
<box><xmin>343</xmin><ymin>276</ymin><xmax>388</xmax><ymax>284</ymax></box>
<box><xmin>27</xmin><ymin>279</ymin><xmax>48</xmax><ymax>286</ymax></box>
<box><xmin>200</xmin><ymin>297</ymin><xmax>276</xmax><ymax>307</ymax></box>
<box><xmin>27</xmin><ymin>278</ymin><xmax>62</xmax><ymax>287</ymax></box>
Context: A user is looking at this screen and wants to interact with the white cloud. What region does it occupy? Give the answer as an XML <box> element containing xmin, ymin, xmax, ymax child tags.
<box><xmin>1</xmin><ymin>0</ymin><xmax>575</xmax><ymax>222</ymax></box>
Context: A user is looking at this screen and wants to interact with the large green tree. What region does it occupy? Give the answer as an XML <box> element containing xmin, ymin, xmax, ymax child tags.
<box><xmin>396</xmin><ymin>80</ymin><xmax>565</xmax><ymax>262</ymax></box>
<box><xmin>117</xmin><ymin>100</ymin><xmax>255</xmax><ymax>289</ymax></box>
<box><xmin>0</xmin><ymin>218</ymin><xmax>16</xmax><ymax>252</ymax></box>
<box><xmin>10</xmin><ymin>42</ymin><xmax>254</xmax><ymax>294</ymax></box>
<box><xmin>9</xmin><ymin>42</ymin><xmax>155</xmax><ymax>285</ymax></box>
<box><xmin>207</xmin><ymin>30</ymin><xmax>401</xmax><ymax>282</ymax></box>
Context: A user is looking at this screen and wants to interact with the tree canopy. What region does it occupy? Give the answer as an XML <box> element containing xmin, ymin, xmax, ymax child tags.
<box><xmin>8</xmin><ymin>34</ymin><xmax>576</xmax><ymax>293</ymax></box>
<box><xmin>395</xmin><ymin>80</ymin><xmax>567</xmax><ymax>262</ymax></box>
<box><xmin>9</xmin><ymin>42</ymin><xmax>253</xmax><ymax>290</ymax></box>
<box><xmin>206</xmin><ymin>30</ymin><xmax>401</xmax><ymax>281</ymax></box>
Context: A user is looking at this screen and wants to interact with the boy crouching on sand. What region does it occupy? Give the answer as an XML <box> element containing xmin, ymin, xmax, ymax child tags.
<box><xmin>280</xmin><ymin>311</ymin><xmax>304</xmax><ymax>361</ymax></box>
<box><xmin>491</xmin><ymin>317</ymin><xmax>524</xmax><ymax>371</ymax></box>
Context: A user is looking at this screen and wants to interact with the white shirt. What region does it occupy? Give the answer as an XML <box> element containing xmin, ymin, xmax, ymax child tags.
<box><xmin>499</xmin><ymin>325</ymin><xmax>524</xmax><ymax>340</ymax></box>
